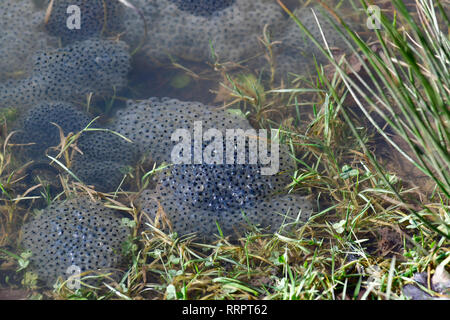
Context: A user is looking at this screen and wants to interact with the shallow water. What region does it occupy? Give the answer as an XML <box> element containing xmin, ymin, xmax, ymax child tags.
<box><xmin>0</xmin><ymin>0</ymin><xmax>446</xmax><ymax>299</ymax></box>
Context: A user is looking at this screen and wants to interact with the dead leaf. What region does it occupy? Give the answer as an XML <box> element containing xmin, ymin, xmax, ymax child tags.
<box><xmin>0</xmin><ymin>289</ymin><xmax>29</xmax><ymax>300</ymax></box>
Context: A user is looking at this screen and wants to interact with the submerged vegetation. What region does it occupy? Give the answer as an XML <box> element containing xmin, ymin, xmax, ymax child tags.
<box><xmin>0</xmin><ymin>0</ymin><xmax>449</xmax><ymax>300</ymax></box>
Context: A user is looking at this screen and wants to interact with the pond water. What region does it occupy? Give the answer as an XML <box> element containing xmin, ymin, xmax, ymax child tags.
<box><xmin>0</xmin><ymin>0</ymin><xmax>446</xmax><ymax>299</ymax></box>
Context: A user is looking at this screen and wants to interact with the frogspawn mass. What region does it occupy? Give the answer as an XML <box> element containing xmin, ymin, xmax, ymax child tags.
<box><xmin>0</xmin><ymin>0</ymin><xmax>351</xmax><ymax>287</ymax></box>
